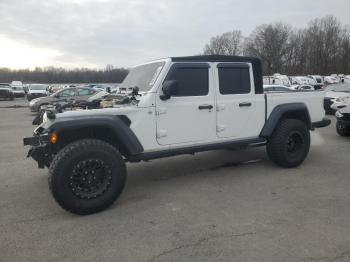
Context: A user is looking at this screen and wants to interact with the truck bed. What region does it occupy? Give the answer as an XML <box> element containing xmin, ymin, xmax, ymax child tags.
<box><xmin>266</xmin><ymin>91</ymin><xmax>326</xmax><ymax>123</ymax></box>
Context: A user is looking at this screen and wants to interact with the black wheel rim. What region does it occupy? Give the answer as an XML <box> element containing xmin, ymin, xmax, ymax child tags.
<box><xmin>286</xmin><ymin>131</ymin><xmax>304</xmax><ymax>158</ymax></box>
<box><xmin>69</xmin><ymin>159</ymin><xmax>112</xmax><ymax>199</ymax></box>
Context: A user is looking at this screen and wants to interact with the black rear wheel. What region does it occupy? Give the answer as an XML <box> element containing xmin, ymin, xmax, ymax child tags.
<box><xmin>267</xmin><ymin>119</ymin><xmax>310</xmax><ymax>168</ymax></box>
<box><xmin>49</xmin><ymin>139</ymin><xmax>126</xmax><ymax>215</ymax></box>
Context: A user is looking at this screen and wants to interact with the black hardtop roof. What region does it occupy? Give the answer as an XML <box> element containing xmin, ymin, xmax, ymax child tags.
<box><xmin>171</xmin><ymin>55</ymin><xmax>261</xmax><ymax>63</ymax></box>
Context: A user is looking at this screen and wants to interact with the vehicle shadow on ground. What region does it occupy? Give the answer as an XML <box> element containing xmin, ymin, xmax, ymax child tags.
<box><xmin>122</xmin><ymin>147</ymin><xmax>269</xmax><ymax>194</ymax></box>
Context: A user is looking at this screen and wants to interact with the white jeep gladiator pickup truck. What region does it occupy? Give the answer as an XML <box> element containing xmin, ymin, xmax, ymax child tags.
<box><xmin>23</xmin><ymin>55</ymin><xmax>330</xmax><ymax>215</ymax></box>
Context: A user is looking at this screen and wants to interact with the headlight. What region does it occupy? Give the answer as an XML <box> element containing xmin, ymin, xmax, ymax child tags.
<box><xmin>336</xmin><ymin>111</ymin><xmax>343</xmax><ymax>118</ymax></box>
<box><xmin>335</xmin><ymin>96</ymin><xmax>349</xmax><ymax>103</ymax></box>
<box><xmin>42</xmin><ymin>112</ymin><xmax>48</xmax><ymax>123</ymax></box>
<box><xmin>29</xmin><ymin>98</ymin><xmax>39</xmax><ymax>106</ymax></box>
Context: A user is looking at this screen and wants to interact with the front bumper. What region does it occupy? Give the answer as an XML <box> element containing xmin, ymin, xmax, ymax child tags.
<box><xmin>312</xmin><ymin>118</ymin><xmax>331</xmax><ymax>129</ymax></box>
<box><xmin>13</xmin><ymin>92</ymin><xmax>25</xmax><ymax>98</ymax></box>
<box><xmin>24</xmin><ymin>135</ymin><xmax>52</xmax><ymax>168</ymax></box>
<box><xmin>27</xmin><ymin>93</ymin><xmax>46</xmax><ymax>101</ymax></box>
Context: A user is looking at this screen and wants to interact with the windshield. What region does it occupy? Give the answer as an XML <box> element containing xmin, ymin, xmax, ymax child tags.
<box><xmin>325</xmin><ymin>83</ymin><xmax>350</xmax><ymax>92</ymax></box>
<box><xmin>120</xmin><ymin>62</ymin><xmax>165</xmax><ymax>92</ymax></box>
<box><xmin>29</xmin><ymin>85</ymin><xmax>48</xmax><ymax>90</ymax></box>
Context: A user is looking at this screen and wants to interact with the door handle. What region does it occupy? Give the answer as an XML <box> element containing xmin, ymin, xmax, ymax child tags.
<box><xmin>198</xmin><ymin>104</ymin><xmax>213</xmax><ymax>110</ymax></box>
<box><xmin>239</xmin><ymin>102</ymin><xmax>252</xmax><ymax>107</ymax></box>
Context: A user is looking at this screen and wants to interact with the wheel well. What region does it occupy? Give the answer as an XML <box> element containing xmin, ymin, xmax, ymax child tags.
<box><xmin>54</xmin><ymin>126</ymin><xmax>129</xmax><ymax>157</ymax></box>
<box><xmin>281</xmin><ymin>110</ymin><xmax>311</xmax><ymax>129</ymax></box>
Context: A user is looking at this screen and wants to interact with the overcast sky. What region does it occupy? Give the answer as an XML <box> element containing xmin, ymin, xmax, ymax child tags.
<box><xmin>0</xmin><ymin>0</ymin><xmax>349</xmax><ymax>69</ymax></box>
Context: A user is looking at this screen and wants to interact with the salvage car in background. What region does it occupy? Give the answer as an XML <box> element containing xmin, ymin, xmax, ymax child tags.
<box><xmin>324</xmin><ymin>83</ymin><xmax>350</xmax><ymax>114</ymax></box>
<box><xmin>331</xmin><ymin>96</ymin><xmax>350</xmax><ymax>111</ymax></box>
<box><xmin>307</xmin><ymin>75</ymin><xmax>324</xmax><ymax>89</ymax></box>
<box><xmin>263</xmin><ymin>85</ymin><xmax>294</xmax><ymax>93</ymax></box>
<box><xmin>29</xmin><ymin>87</ymin><xmax>99</xmax><ymax>112</ymax></box>
<box><xmin>11</xmin><ymin>81</ymin><xmax>25</xmax><ymax>97</ymax></box>
<box><xmin>27</xmin><ymin>84</ymin><xmax>49</xmax><ymax>101</ymax></box>
<box><xmin>335</xmin><ymin>106</ymin><xmax>350</xmax><ymax>136</ymax></box>
<box><xmin>0</xmin><ymin>83</ymin><xmax>15</xmax><ymax>100</ymax></box>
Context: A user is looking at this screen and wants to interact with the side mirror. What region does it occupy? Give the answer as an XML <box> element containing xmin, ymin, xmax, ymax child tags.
<box><xmin>160</xmin><ymin>80</ymin><xmax>178</xmax><ymax>100</ymax></box>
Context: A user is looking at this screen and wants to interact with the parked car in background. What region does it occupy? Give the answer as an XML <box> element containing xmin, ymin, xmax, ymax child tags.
<box><xmin>324</xmin><ymin>83</ymin><xmax>350</xmax><ymax>114</ymax></box>
<box><xmin>263</xmin><ymin>76</ymin><xmax>284</xmax><ymax>86</ymax></box>
<box><xmin>331</xmin><ymin>96</ymin><xmax>350</xmax><ymax>111</ymax></box>
<box><xmin>273</xmin><ymin>73</ymin><xmax>291</xmax><ymax>86</ymax></box>
<box><xmin>324</xmin><ymin>76</ymin><xmax>340</xmax><ymax>85</ymax></box>
<box><xmin>263</xmin><ymin>85</ymin><xmax>294</xmax><ymax>93</ymax></box>
<box><xmin>29</xmin><ymin>87</ymin><xmax>99</xmax><ymax>112</ymax></box>
<box><xmin>335</xmin><ymin>106</ymin><xmax>350</xmax><ymax>136</ymax></box>
<box><xmin>290</xmin><ymin>76</ymin><xmax>310</xmax><ymax>85</ymax></box>
<box><xmin>344</xmin><ymin>75</ymin><xmax>350</xmax><ymax>83</ymax></box>
<box><xmin>296</xmin><ymin>84</ymin><xmax>315</xmax><ymax>91</ymax></box>
<box><xmin>0</xmin><ymin>83</ymin><xmax>15</xmax><ymax>100</ymax></box>
<box><xmin>27</xmin><ymin>84</ymin><xmax>49</xmax><ymax>101</ymax></box>
<box><xmin>11</xmin><ymin>81</ymin><xmax>25</xmax><ymax>97</ymax></box>
<box><xmin>307</xmin><ymin>75</ymin><xmax>324</xmax><ymax>89</ymax></box>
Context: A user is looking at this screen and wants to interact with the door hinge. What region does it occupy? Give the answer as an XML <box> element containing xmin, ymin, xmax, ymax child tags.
<box><xmin>217</xmin><ymin>125</ymin><xmax>226</xmax><ymax>132</ymax></box>
<box><xmin>156</xmin><ymin>108</ymin><xmax>167</xmax><ymax>116</ymax></box>
<box><xmin>157</xmin><ymin>130</ymin><xmax>168</xmax><ymax>138</ymax></box>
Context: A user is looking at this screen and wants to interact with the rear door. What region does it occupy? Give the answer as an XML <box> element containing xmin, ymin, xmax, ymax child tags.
<box><xmin>76</xmin><ymin>88</ymin><xmax>96</xmax><ymax>99</ymax></box>
<box><xmin>215</xmin><ymin>63</ymin><xmax>262</xmax><ymax>139</ymax></box>
<box><xmin>156</xmin><ymin>63</ymin><xmax>216</xmax><ymax>145</ymax></box>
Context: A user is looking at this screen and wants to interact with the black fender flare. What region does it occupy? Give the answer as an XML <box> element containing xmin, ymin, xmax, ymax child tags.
<box><xmin>50</xmin><ymin>115</ymin><xmax>144</xmax><ymax>155</ymax></box>
<box><xmin>260</xmin><ymin>103</ymin><xmax>312</xmax><ymax>138</ymax></box>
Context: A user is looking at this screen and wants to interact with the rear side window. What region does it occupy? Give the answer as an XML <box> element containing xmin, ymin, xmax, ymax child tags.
<box><xmin>166</xmin><ymin>66</ymin><xmax>209</xmax><ymax>96</ymax></box>
<box><xmin>218</xmin><ymin>65</ymin><xmax>251</xmax><ymax>94</ymax></box>
<box><xmin>77</xmin><ymin>88</ymin><xmax>95</xmax><ymax>96</ymax></box>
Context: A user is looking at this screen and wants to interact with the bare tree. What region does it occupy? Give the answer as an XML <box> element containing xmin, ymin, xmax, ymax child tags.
<box><xmin>203</xmin><ymin>30</ymin><xmax>243</xmax><ymax>56</ymax></box>
<box><xmin>244</xmin><ymin>23</ymin><xmax>292</xmax><ymax>74</ymax></box>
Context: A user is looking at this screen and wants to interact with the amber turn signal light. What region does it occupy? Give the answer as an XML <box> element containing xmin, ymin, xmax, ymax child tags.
<box><xmin>50</xmin><ymin>132</ymin><xmax>58</xmax><ymax>144</ymax></box>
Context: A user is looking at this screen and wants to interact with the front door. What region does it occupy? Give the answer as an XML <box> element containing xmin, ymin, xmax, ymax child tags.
<box><xmin>156</xmin><ymin>63</ymin><xmax>216</xmax><ymax>145</ymax></box>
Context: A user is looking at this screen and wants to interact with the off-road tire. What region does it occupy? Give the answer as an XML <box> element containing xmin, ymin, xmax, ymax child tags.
<box><xmin>49</xmin><ymin>139</ymin><xmax>126</xmax><ymax>215</ymax></box>
<box><xmin>336</xmin><ymin>121</ymin><xmax>350</xmax><ymax>137</ymax></box>
<box><xmin>267</xmin><ymin>119</ymin><xmax>310</xmax><ymax>168</ymax></box>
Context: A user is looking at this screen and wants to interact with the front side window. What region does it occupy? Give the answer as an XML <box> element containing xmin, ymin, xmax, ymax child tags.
<box><xmin>59</xmin><ymin>89</ymin><xmax>75</xmax><ymax>97</ymax></box>
<box><xmin>218</xmin><ymin>65</ymin><xmax>251</xmax><ymax>95</ymax></box>
<box><xmin>166</xmin><ymin>66</ymin><xmax>209</xmax><ymax>96</ymax></box>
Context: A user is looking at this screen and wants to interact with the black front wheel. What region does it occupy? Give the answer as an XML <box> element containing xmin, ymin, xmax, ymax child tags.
<box><xmin>49</xmin><ymin>139</ymin><xmax>126</xmax><ymax>215</ymax></box>
<box><xmin>336</xmin><ymin>121</ymin><xmax>350</xmax><ymax>137</ymax></box>
<box><xmin>267</xmin><ymin>119</ymin><xmax>310</xmax><ymax>168</ymax></box>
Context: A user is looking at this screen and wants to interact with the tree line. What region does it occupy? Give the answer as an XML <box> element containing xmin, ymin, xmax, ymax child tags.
<box><xmin>0</xmin><ymin>65</ymin><xmax>128</xmax><ymax>84</ymax></box>
<box><xmin>203</xmin><ymin>16</ymin><xmax>350</xmax><ymax>76</ymax></box>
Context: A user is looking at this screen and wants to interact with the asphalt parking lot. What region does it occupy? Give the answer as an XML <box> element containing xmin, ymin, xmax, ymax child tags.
<box><xmin>1</xmin><ymin>98</ymin><xmax>350</xmax><ymax>262</ymax></box>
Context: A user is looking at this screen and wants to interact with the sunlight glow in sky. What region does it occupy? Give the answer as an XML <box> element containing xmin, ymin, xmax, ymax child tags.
<box><xmin>0</xmin><ymin>36</ymin><xmax>62</xmax><ymax>69</ymax></box>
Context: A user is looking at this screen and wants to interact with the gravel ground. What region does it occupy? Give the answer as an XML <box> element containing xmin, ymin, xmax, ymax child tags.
<box><xmin>1</xmin><ymin>98</ymin><xmax>350</xmax><ymax>262</ymax></box>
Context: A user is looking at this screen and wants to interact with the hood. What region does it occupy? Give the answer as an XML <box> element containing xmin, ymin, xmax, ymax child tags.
<box><xmin>55</xmin><ymin>106</ymin><xmax>140</xmax><ymax>120</ymax></box>
<box><xmin>0</xmin><ymin>87</ymin><xmax>12</xmax><ymax>92</ymax></box>
<box><xmin>325</xmin><ymin>91</ymin><xmax>350</xmax><ymax>99</ymax></box>
<box><xmin>29</xmin><ymin>90</ymin><xmax>47</xmax><ymax>94</ymax></box>
<box><xmin>339</xmin><ymin>105</ymin><xmax>350</xmax><ymax>114</ymax></box>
